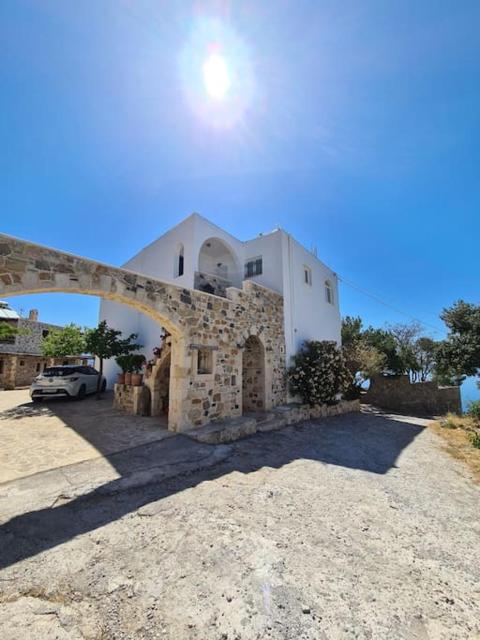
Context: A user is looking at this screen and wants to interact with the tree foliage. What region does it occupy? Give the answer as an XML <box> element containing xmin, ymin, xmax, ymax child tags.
<box><xmin>341</xmin><ymin>316</ymin><xmax>440</xmax><ymax>388</ymax></box>
<box><xmin>288</xmin><ymin>340</ymin><xmax>350</xmax><ymax>406</ymax></box>
<box><xmin>84</xmin><ymin>321</ymin><xmax>142</xmax><ymax>396</ymax></box>
<box><xmin>0</xmin><ymin>322</ymin><xmax>18</xmax><ymax>342</ymax></box>
<box><xmin>436</xmin><ymin>300</ymin><xmax>480</xmax><ymax>384</ymax></box>
<box><xmin>41</xmin><ymin>323</ymin><xmax>86</xmax><ymax>357</ymax></box>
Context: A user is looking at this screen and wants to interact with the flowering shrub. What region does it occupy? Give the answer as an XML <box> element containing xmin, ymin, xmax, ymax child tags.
<box><xmin>288</xmin><ymin>340</ymin><xmax>351</xmax><ymax>406</ymax></box>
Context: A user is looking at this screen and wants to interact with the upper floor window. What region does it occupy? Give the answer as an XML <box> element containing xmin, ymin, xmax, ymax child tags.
<box><xmin>304</xmin><ymin>266</ymin><xmax>312</xmax><ymax>286</ymax></box>
<box><xmin>245</xmin><ymin>257</ymin><xmax>262</xmax><ymax>278</ymax></box>
<box><xmin>175</xmin><ymin>244</ymin><xmax>184</xmax><ymax>278</ymax></box>
<box><xmin>325</xmin><ymin>280</ymin><xmax>334</xmax><ymax>305</ymax></box>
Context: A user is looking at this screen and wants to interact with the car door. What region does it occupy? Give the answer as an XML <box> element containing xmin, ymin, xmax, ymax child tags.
<box><xmin>86</xmin><ymin>366</ymin><xmax>100</xmax><ymax>392</ymax></box>
<box><xmin>78</xmin><ymin>366</ymin><xmax>95</xmax><ymax>393</ymax></box>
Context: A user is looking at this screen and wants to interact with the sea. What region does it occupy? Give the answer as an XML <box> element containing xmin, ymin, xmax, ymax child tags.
<box><xmin>461</xmin><ymin>376</ymin><xmax>480</xmax><ymax>411</ymax></box>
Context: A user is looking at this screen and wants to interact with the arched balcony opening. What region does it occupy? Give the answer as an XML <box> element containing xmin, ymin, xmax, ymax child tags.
<box><xmin>195</xmin><ymin>237</ymin><xmax>242</xmax><ymax>297</ymax></box>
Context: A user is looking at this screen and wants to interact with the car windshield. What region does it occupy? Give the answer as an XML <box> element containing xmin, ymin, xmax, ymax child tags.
<box><xmin>42</xmin><ymin>367</ymin><xmax>80</xmax><ymax>377</ymax></box>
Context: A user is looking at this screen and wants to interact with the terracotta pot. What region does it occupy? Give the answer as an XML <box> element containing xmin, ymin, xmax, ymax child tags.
<box><xmin>117</xmin><ymin>373</ymin><xmax>125</xmax><ymax>385</ymax></box>
<box><xmin>131</xmin><ymin>373</ymin><xmax>143</xmax><ymax>386</ymax></box>
<box><xmin>124</xmin><ymin>372</ymin><xmax>132</xmax><ymax>385</ymax></box>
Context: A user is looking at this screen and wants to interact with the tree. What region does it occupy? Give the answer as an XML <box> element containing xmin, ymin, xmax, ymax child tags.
<box><xmin>41</xmin><ymin>323</ymin><xmax>86</xmax><ymax>358</ymax></box>
<box><xmin>362</xmin><ymin>327</ymin><xmax>405</xmax><ymax>374</ymax></box>
<box><xmin>0</xmin><ymin>322</ymin><xmax>18</xmax><ymax>342</ymax></box>
<box><xmin>341</xmin><ymin>316</ymin><xmax>363</xmax><ymax>347</ymax></box>
<box><xmin>436</xmin><ymin>301</ymin><xmax>480</xmax><ymax>383</ymax></box>
<box><xmin>84</xmin><ymin>321</ymin><xmax>141</xmax><ymax>397</ymax></box>
<box><xmin>414</xmin><ymin>337</ymin><xmax>438</xmax><ymax>382</ymax></box>
<box><xmin>342</xmin><ymin>316</ymin><xmax>386</xmax><ymax>397</ymax></box>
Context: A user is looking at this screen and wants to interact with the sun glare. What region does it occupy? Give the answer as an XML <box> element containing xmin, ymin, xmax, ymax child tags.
<box><xmin>203</xmin><ymin>54</ymin><xmax>231</xmax><ymax>99</ymax></box>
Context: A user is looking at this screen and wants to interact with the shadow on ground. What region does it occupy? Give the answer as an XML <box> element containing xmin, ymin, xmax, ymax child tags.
<box><xmin>0</xmin><ymin>409</ymin><xmax>424</xmax><ymax>569</ymax></box>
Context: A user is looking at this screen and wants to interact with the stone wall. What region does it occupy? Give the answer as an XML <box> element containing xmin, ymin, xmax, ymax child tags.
<box><xmin>0</xmin><ymin>318</ymin><xmax>63</xmax><ymax>356</ymax></box>
<box><xmin>113</xmin><ymin>383</ymin><xmax>151</xmax><ymax>416</ymax></box>
<box><xmin>363</xmin><ymin>375</ymin><xmax>462</xmax><ymax>416</ymax></box>
<box><xmin>242</xmin><ymin>335</ymin><xmax>265</xmax><ymax>411</ymax></box>
<box><xmin>194</xmin><ymin>271</ymin><xmax>230</xmax><ymax>297</ymax></box>
<box><xmin>0</xmin><ymin>353</ymin><xmax>88</xmax><ymax>389</ymax></box>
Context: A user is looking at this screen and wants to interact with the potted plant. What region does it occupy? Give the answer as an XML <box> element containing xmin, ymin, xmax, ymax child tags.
<box><xmin>130</xmin><ymin>354</ymin><xmax>146</xmax><ymax>386</ymax></box>
<box><xmin>115</xmin><ymin>354</ymin><xmax>133</xmax><ymax>385</ymax></box>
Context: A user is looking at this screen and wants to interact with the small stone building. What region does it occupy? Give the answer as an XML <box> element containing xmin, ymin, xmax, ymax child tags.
<box><xmin>0</xmin><ymin>302</ymin><xmax>89</xmax><ymax>389</ymax></box>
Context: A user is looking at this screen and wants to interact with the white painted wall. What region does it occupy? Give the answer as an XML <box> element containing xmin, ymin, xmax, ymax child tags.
<box><xmin>99</xmin><ymin>213</ymin><xmax>342</xmax><ymax>387</ymax></box>
<box><xmin>243</xmin><ymin>230</ymin><xmax>284</xmax><ymax>294</ymax></box>
<box><xmin>281</xmin><ymin>231</ymin><xmax>341</xmax><ymax>366</ymax></box>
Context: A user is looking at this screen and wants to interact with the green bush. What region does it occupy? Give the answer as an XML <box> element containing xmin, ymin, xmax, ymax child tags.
<box><xmin>469</xmin><ymin>431</ymin><xmax>480</xmax><ymax>449</ymax></box>
<box><xmin>466</xmin><ymin>400</ymin><xmax>480</xmax><ymax>423</ymax></box>
<box><xmin>288</xmin><ymin>340</ymin><xmax>350</xmax><ymax>406</ymax></box>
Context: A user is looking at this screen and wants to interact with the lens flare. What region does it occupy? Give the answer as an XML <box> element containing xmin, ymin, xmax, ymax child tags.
<box><xmin>180</xmin><ymin>18</ymin><xmax>255</xmax><ymax>128</ymax></box>
<box><xmin>203</xmin><ymin>54</ymin><xmax>231</xmax><ymax>99</ymax></box>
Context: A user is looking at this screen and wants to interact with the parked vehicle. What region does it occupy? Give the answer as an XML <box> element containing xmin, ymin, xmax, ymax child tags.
<box><xmin>30</xmin><ymin>365</ymin><xmax>106</xmax><ymax>401</ymax></box>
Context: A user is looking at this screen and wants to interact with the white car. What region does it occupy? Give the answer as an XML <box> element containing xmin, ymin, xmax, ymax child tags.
<box><xmin>30</xmin><ymin>365</ymin><xmax>106</xmax><ymax>402</ymax></box>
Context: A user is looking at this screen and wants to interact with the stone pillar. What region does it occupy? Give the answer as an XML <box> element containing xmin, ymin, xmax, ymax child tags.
<box><xmin>167</xmin><ymin>336</ymin><xmax>191</xmax><ymax>432</ymax></box>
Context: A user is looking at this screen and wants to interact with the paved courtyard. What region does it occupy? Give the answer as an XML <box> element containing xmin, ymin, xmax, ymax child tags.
<box><xmin>0</xmin><ymin>390</ymin><xmax>170</xmax><ymax>484</ymax></box>
<box><xmin>0</xmin><ymin>392</ymin><xmax>479</xmax><ymax>639</ymax></box>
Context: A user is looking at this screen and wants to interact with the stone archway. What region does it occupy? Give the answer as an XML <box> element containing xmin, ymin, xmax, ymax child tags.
<box><xmin>146</xmin><ymin>337</ymin><xmax>172</xmax><ymax>421</ymax></box>
<box><xmin>0</xmin><ymin>233</ymin><xmax>287</xmax><ymax>431</ymax></box>
<box><xmin>242</xmin><ymin>335</ymin><xmax>266</xmax><ymax>413</ymax></box>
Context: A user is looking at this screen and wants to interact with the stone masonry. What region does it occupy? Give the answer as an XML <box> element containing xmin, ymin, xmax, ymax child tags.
<box><xmin>0</xmin><ymin>234</ymin><xmax>286</xmax><ymax>431</ymax></box>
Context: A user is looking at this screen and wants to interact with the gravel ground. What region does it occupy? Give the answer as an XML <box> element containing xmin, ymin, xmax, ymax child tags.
<box><xmin>0</xmin><ymin>407</ymin><xmax>479</xmax><ymax>640</ymax></box>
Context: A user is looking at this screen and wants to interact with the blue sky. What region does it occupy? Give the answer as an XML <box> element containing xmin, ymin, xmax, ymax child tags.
<box><xmin>2</xmin><ymin>0</ymin><xmax>479</xmax><ymax>350</ymax></box>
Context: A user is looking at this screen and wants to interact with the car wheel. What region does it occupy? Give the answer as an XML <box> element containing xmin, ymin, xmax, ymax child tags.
<box><xmin>101</xmin><ymin>379</ymin><xmax>107</xmax><ymax>392</ymax></box>
<box><xmin>77</xmin><ymin>384</ymin><xmax>86</xmax><ymax>400</ymax></box>
<box><xmin>32</xmin><ymin>397</ymin><xmax>43</xmax><ymax>403</ymax></box>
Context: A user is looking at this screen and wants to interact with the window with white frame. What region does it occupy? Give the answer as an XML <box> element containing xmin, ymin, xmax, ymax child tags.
<box><xmin>325</xmin><ymin>280</ymin><xmax>333</xmax><ymax>304</ymax></box>
<box><xmin>244</xmin><ymin>257</ymin><xmax>262</xmax><ymax>278</ymax></box>
<box><xmin>303</xmin><ymin>266</ymin><xmax>312</xmax><ymax>286</ymax></box>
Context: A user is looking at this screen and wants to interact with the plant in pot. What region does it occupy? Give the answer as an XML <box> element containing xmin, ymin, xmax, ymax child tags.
<box><xmin>130</xmin><ymin>354</ymin><xmax>146</xmax><ymax>386</ymax></box>
<box><xmin>115</xmin><ymin>354</ymin><xmax>133</xmax><ymax>385</ymax></box>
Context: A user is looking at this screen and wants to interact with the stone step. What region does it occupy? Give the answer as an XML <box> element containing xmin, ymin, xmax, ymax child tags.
<box><xmin>184</xmin><ymin>416</ymin><xmax>257</xmax><ymax>445</ymax></box>
<box><xmin>256</xmin><ymin>415</ymin><xmax>287</xmax><ymax>433</ymax></box>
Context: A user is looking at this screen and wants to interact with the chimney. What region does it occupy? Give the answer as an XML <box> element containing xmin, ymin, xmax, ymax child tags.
<box><xmin>28</xmin><ymin>309</ymin><xmax>39</xmax><ymax>322</ymax></box>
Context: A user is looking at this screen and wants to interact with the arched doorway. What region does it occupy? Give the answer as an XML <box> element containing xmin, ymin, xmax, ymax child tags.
<box><xmin>148</xmin><ymin>337</ymin><xmax>172</xmax><ymax>423</ymax></box>
<box><xmin>242</xmin><ymin>335</ymin><xmax>266</xmax><ymax>413</ymax></box>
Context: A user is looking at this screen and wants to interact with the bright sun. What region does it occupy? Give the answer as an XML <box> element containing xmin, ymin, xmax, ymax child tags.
<box><xmin>202</xmin><ymin>54</ymin><xmax>231</xmax><ymax>99</ymax></box>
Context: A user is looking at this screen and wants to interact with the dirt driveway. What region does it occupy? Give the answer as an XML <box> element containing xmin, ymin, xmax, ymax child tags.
<box><xmin>0</xmin><ymin>397</ymin><xmax>479</xmax><ymax>639</ymax></box>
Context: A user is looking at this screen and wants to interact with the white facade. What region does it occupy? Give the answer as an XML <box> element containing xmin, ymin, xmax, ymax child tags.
<box><xmin>99</xmin><ymin>213</ymin><xmax>341</xmax><ymax>386</ymax></box>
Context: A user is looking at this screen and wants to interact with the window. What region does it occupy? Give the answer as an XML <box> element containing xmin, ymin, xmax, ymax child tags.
<box><xmin>0</xmin><ymin>359</ymin><xmax>3</xmax><ymax>374</ymax></box>
<box><xmin>175</xmin><ymin>244</ymin><xmax>184</xmax><ymax>278</ymax></box>
<box><xmin>19</xmin><ymin>360</ymin><xmax>25</xmax><ymax>366</ymax></box>
<box><xmin>325</xmin><ymin>280</ymin><xmax>334</xmax><ymax>305</ymax></box>
<box><xmin>197</xmin><ymin>349</ymin><xmax>213</xmax><ymax>375</ymax></box>
<box><xmin>244</xmin><ymin>257</ymin><xmax>262</xmax><ymax>278</ymax></box>
<box><xmin>36</xmin><ymin>362</ymin><xmax>41</xmax><ymax>372</ymax></box>
<box><xmin>42</xmin><ymin>329</ymin><xmax>49</xmax><ymax>338</ymax></box>
<box><xmin>304</xmin><ymin>266</ymin><xmax>312</xmax><ymax>286</ymax></box>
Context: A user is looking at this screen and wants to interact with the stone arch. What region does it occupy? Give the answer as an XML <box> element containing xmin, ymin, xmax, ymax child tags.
<box><xmin>146</xmin><ymin>336</ymin><xmax>172</xmax><ymax>419</ymax></box>
<box><xmin>0</xmin><ymin>235</ymin><xmax>193</xmax><ymax>430</ymax></box>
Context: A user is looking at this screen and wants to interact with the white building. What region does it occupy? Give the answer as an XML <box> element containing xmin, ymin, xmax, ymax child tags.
<box><xmin>99</xmin><ymin>213</ymin><xmax>341</xmax><ymax>386</ymax></box>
